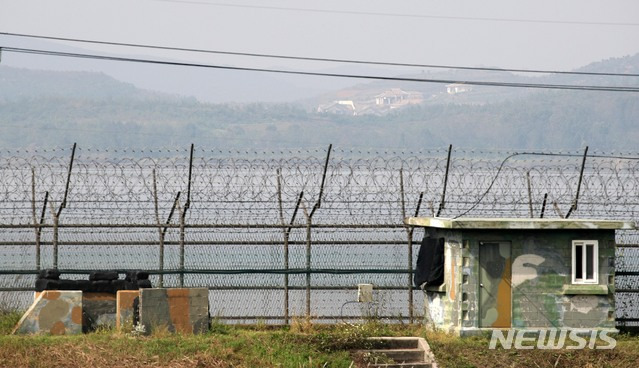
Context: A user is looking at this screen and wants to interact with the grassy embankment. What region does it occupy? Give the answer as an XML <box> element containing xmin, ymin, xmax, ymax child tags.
<box><xmin>1</xmin><ymin>311</ymin><xmax>638</xmax><ymax>368</ymax></box>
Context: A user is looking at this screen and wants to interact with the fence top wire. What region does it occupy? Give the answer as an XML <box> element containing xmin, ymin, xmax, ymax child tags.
<box><xmin>4</xmin><ymin>145</ymin><xmax>639</xmax><ymax>158</ymax></box>
<box><xmin>2</xmin><ymin>145</ymin><xmax>639</xmax><ymax>225</ymax></box>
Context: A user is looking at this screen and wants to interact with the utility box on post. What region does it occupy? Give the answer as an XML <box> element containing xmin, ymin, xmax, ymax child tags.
<box><xmin>358</xmin><ymin>283</ymin><xmax>374</xmax><ymax>303</ymax></box>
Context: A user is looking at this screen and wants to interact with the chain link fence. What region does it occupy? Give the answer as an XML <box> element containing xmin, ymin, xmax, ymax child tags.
<box><xmin>1</xmin><ymin>145</ymin><xmax>638</xmax><ymax>325</ymax></box>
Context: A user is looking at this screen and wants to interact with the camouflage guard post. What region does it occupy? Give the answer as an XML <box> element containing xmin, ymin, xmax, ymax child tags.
<box><xmin>406</xmin><ymin>217</ymin><xmax>634</xmax><ymax>336</ymax></box>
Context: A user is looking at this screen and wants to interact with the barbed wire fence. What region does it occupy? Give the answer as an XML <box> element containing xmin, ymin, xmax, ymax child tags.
<box><xmin>0</xmin><ymin>144</ymin><xmax>638</xmax><ymax>326</ymax></box>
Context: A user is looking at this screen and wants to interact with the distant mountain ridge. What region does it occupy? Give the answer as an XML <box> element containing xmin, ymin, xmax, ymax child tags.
<box><xmin>1</xmin><ymin>53</ymin><xmax>638</xmax><ymax>151</ymax></box>
<box><xmin>577</xmin><ymin>53</ymin><xmax>639</xmax><ymax>74</ymax></box>
<box><xmin>310</xmin><ymin>53</ymin><xmax>639</xmax><ymax>112</ymax></box>
<box><xmin>0</xmin><ymin>66</ymin><xmax>146</xmax><ymax>101</ymax></box>
<box><xmin>0</xmin><ymin>35</ymin><xmax>383</xmax><ymax>103</ymax></box>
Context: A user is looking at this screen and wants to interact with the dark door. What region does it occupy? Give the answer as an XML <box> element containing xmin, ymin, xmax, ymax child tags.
<box><xmin>479</xmin><ymin>241</ymin><xmax>512</xmax><ymax>328</ymax></box>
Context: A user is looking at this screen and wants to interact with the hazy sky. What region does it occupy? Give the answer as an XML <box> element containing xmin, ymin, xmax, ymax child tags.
<box><xmin>1</xmin><ymin>0</ymin><xmax>639</xmax><ymax>101</ymax></box>
<box><xmin>2</xmin><ymin>0</ymin><xmax>639</xmax><ymax>67</ymax></box>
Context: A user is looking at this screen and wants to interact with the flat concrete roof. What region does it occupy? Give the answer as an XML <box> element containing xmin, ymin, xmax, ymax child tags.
<box><xmin>404</xmin><ymin>217</ymin><xmax>635</xmax><ymax>230</ymax></box>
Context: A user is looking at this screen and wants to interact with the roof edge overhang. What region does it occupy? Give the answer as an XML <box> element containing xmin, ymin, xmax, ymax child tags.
<box><xmin>404</xmin><ymin>217</ymin><xmax>635</xmax><ymax>230</ymax></box>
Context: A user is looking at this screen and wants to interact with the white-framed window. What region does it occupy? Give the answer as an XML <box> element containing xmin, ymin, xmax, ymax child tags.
<box><xmin>572</xmin><ymin>240</ymin><xmax>598</xmax><ymax>284</ymax></box>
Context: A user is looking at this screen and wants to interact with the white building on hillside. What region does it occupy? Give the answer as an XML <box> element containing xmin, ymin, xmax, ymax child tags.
<box><xmin>446</xmin><ymin>83</ymin><xmax>472</xmax><ymax>95</ymax></box>
<box><xmin>374</xmin><ymin>88</ymin><xmax>423</xmax><ymax>107</ymax></box>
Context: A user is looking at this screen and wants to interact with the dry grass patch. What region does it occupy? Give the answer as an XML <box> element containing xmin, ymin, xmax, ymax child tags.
<box><xmin>424</xmin><ymin>330</ymin><xmax>639</xmax><ymax>368</ymax></box>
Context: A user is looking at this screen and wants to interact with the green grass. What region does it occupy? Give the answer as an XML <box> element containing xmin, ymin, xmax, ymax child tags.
<box><xmin>0</xmin><ymin>310</ymin><xmax>21</xmax><ymax>335</ymax></box>
<box><xmin>0</xmin><ymin>329</ymin><xmax>356</xmax><ymax>367</ymax></box>
<box><xmin>0</xmin><ymin>312</ymin><xmax>363</xmax><ymax>368</ymax></box>
<box><xmin>2</xmin><ymin>312</ymin><xmax>639</xmax><ymax>368</ymax></box>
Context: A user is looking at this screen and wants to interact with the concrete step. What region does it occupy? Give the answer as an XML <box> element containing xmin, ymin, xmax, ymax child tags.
<box><xmin>357</xmin><ymin>337</ymin><xmax>438</xmax><ymax>368</ymax></box>
<box><xmin>367</xmin><ymin>363</ymin><xmax>432</xmax><ymax>368</ymax></box>
<box><xmin>366</xmin><ymin>348</ymin><xmax>424</xmax><ymax>363</ymax></box>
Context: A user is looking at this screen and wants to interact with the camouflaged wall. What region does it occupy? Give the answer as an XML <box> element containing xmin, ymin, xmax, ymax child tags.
<box><xmin>424</xmin><ymin>229</ymin><xmax>617</xmax><ymax>333</ymax></box>
<box><xmin>423</xmin><ymin>228</ymin><xmax>463</xmax><ymax>333</ymax></box>
<box><xmin>139</xmin><ymin>288</ymin><xmax>209</xmax><ymax>334</ymax></box>
<box><xmin>13</xmin><ymin>291</ymin><xmax>83</xmax><ymax>335</ymax></box>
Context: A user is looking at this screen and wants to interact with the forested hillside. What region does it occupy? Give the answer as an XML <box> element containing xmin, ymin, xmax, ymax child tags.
<box><xmin>1</xmin><ymin>54</ymin><xmax>638</xmax><ymax>151</ymax></box>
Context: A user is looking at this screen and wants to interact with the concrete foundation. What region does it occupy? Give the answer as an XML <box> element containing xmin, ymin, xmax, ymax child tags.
<box><xmin>139</xmin><ymin>288</ymin><xmax>209</xmax><ymax>334</ymax></box>
<box><xmin>116</xmin><ymin>290</ymin><xmax>140</xmax><ymax>331</ymax></box>
<box><xmin>13</xmin><ymin>291</ymin><xmax>83</xmax><ymax>335</ymax></box>
<box><xmin>83</xmin><ymin>293</ymin><xmax>117</xmax><ymax>331</ymax></box>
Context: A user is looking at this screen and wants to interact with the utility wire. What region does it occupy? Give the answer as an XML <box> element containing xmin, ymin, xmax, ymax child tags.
<box><xmin>2</xmin><ymin>47</ymin><xmax>639</xmax><ymax>93</ymax></box>
<box><xmin>2</xmin><ymin>31</ymin><xmax>638</xmax><ymax>78</ymax></box>
<box><xmin>151</xmin><ymin>0</ymin><xmax>639</xmax><ymax>27</ymax></box>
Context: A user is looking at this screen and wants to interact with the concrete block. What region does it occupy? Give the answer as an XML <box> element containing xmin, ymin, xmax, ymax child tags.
<box><xmin>83</xmin><ymin>292</ymin><xmax>116</xmax><ymax>331</ymax></box>
<box><xmin>139</xmin><ymin>288</ymin><xmax>209</xmax><ymax>334</ymax></box>
<box><xmin>116</xmin><ymin>290</ymin><xmax>140</xmax><ymax>331</ymax></box>
<box><xmin>13</xmin><ymin>291</ymin><xmax>82</xmax><ymax>335</ymax></box>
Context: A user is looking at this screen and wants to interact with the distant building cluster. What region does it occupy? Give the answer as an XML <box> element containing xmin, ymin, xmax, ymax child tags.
<box><xmin>374</xmin><ymin>88</ymin><xmax>423</xmax><ymax>106</ymax></box>
<box><xmin>446</xmin><ymin>83</ymin><xmax>472</xmax><ymax>95</ymax></box>
<box><xmin>317</xmin><ymin>84</ymin><xmax>472</xmax><ymax>116</ymax></box>
<box><xmin>317</xmin><ymin>88</ymin><xmax>424</xmax><ymax>116</ymax></box>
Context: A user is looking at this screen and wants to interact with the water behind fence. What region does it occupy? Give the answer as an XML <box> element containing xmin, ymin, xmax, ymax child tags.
<box><xmin>1</xmin><ymin>145</ymin><xmax>638</xmax><ymax>326</ymax></box>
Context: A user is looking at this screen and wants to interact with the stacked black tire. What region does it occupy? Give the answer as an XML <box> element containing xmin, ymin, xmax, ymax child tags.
<box><xmin>35</xmin><ymin>269</ymin><xmax>152</xmax><ymax>293</ymax></box>
<box><xmin>125</xmin><ymin>271</ymin><xmax>152</xmax><ymax>290</ymax></box>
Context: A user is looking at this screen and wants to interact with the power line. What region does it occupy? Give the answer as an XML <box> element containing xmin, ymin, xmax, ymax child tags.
<box><xmin>150</xmin><ymin>0</ymin><xmax>639</xmax><ymax>27</ymax></box>
<box><xmin>2</xmin><ymin>31</ymin><xmax>638</xmax><ymax>78</ymax></box>
<box><xmin>2</xmin><ymin>46</ymin><xmax>638</xmax><ymax>93</ymax></box>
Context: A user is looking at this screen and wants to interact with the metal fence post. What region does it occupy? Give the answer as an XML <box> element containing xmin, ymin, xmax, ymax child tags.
<box><xmin>305</xmin><ymin>213</ymin><xmax>312</xmax><ymax>320</ymax></box>
<box><xmin>276</xmin><ymin>169</ymin><xmax>287</xmax><ymax>324</ymax></box>
<box><xmin>49</xmin><ymin>201</ymin><xmax>58</xmax><ymax>270</ymax></box>
<box><xmin>436</xmin><ymin>144</ymin><xmax>452</xmax><ymax>217</ymax></box>
<box><xmin>49</xmin><ymin>143</ymin><xmax>76</xmax><ymax>270</ymax></box>
<box><xmin>287</xmin><ymin>191</ymin><xmax>304</xmax><ymax>322</ymax></box>
<box><xmin>30</xmin><ymin>169</ymin><xmax>41</xmax><ymax>271</ymax></box>
<box><xmin>152</xmin><ymin>169</ymin><xmax>164</xmax><ymax>287</ymax></box>
<box><xmin>526</xmin><ymin>171</ymin><xmax>534</xmax><ymax>218</ymax></box>
<box><xmin>56</xmin><ymin>143</ymin><xmax>76</xmax><ymax>218</ymax></box>
<box><xmin>400</xmin><ymin>168</ymin><xmax>414</xmax><ymax>323</ymax></box>
<box><xmin>179</xmin><ymin>201</ymin><xmax>185</xmax><ymax>287</ymax></box>
<box><xmin>309</xmin><ymin>144</ymin><xmax>331</xmax><ymax>218</ymax></box>
<box><xmin>410</xmin><ymin>193</ymin><xmax>423</xmax><ymax>323</ymax></box>
<box><xmin>178</xmin><ymin>144</ymin><xmax>195</xmax><ymax>288</ymax></box>
<box><xmin>566</xmin><ymin>146</ymin><xmax>589</xmax><ymax>219</ymax></box>
<box><xmin>304</xmin><ymin>144</ymin><xmax>332</xmax><ymax>320</ymax></box>
<box><xmin>162</xmin><ymin>191</ymin><xmax>181</xmax><ymax>287</ymax></box>
<box><xmin>277</xmin><ymin>169</ymin><xmax>304</xmax><ymax>324</ymax></box>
